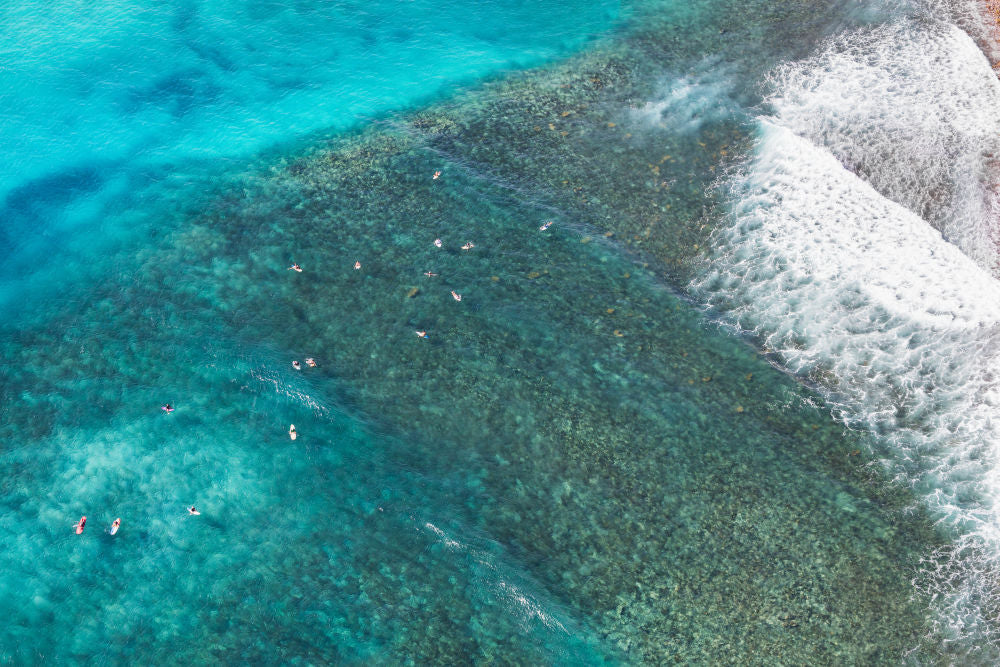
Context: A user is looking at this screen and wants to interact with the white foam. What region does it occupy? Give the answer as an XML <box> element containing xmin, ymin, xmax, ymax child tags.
<box><xmin>691</xmin><ymin>18</ymin><xmax>1000</xmax><ymax>651</ymax></box>
<box><xmin>766</xmin><ymin>21</ymin><xmax>1000</xmax><ymax>274</ymax></box>
<box><xmin>628</xmin><ymin>57</ymin><xmax>744</xmax><ymax>133</ymax></box>
<box><xmin>497</xmin><ymin>580</ymin><xmax>568</xmax><ymax>633</ymax></box>
<box><xmin>929</xmin><ymin>0</ymin><xmax>1000</xmax><ymax>70</ymax></box>
<box><xmin>420</xmin><ymin>521</ymin><xmax>569</xmax><ymax>633</ymax></box>
<box><xmin>424</xmin><ymin>521</ymin><xmax>464</xmax><ymax>550</ymax></box>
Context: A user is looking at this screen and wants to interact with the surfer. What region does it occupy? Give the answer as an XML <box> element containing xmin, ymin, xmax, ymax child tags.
<box><xmin>73</xmin><ymin>516</ymin><xmax>86</xmax><ymax>534</ymax></box>
<box><xmin>433</xmin><ymin>171</ymin><xmax>441</xmax><ymax>179</ymax></box>
<box><xmin>305</xmin><ymin>358</ymin><xmax>317</xmax><ymax>367</ymax></box>
<box><xmin>433</xmin><ymin>239</ymin><xmax>442</xmax><ymax>248</ymax></box>
<box><xmin>187</xmin><ymin>506</ymin><xmax>200</xmax><ymax>516</ymax></box>
<box><xmin>289</xmin><ymin>424</ymin><xmax>297</xmax><ymax>440</ymax></box>
<box><xmin>539</xmin><ymin>221</ymin><xmax>553</xmax><ymax>230</ymax></box>
<box><xmin>288</xmin><ymin>263</ymin><xmax>302</xmax><ymax>272</ymax></box>
<box><xmin>354</xmin><ymin>260</ymin><xmax>361</xmax><ymax>270</ymax></box>
<box><xmin>416</xmin><ymin>330</ymin><xmax>428</xmax><ymax>338</ymax></box>
<box><xmin>162</xmin><ymin>404</ymin><xmax>174</xmax><ymax>413</ymax></box>
<box><xmin>461</xmin><ymin>242</ymin><xmax>475</xmax><ymax>251</ymax></box>
<box><xmin>292</xmin><ymin>360</ymin><xmax>302</xmax><ymax>371</ymax></box>
<box><xmin>451</xmin><ymin>291</ymin><xmax>462</xmax><ymax>301</ymax></box>
<box><xmin>423</xmin><ymin>271</ymin><xmax>438</xmax><ymax>277</ymax></box>
<box><xmin>110</xmin><ymin>518</ymin><xmax>121</xmax><ymax>535</ymax></box>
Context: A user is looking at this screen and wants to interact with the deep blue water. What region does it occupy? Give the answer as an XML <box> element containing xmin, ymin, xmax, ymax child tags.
<box><xmin>3</xmin><ymin>0</ymin><xmax>999</xmax><ymax>663</ymax></box>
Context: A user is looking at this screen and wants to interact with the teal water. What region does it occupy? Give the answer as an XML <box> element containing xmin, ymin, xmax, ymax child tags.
<box><xmin>3</xmin><ymin>0</ymin><xmax>996</xmax><ymax>663</ymax></box>
<box><xmin>0</xmin><ymin>0</ymin><xmax>618</xmax><ymax>313</ymax></box>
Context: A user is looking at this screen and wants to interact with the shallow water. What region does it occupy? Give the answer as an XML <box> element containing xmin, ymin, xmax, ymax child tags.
<box><xmin>0</xmin><ymin>138</ymin><xmax>939</xmax><ymax>661</ymax></box>
<box><xmin>3</xmin><ymin>0</ymin><xmax>999</xmax><ymax>663</ymax></box>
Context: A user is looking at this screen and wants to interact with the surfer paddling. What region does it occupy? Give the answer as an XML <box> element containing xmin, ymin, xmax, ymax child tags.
<box><xmin>73</xmin><ymin>516</ymin><xmax>86</xmax><ymax>534</ymax></box>
<box><xmin>288</xmin><ymin>263</ymin><xmax>302</xmax><ymax>272</ymax></box>
<box><xmin>109</xmin><ymin>518</ymin><xmax>121</xmax><ymax>535</ymax></box>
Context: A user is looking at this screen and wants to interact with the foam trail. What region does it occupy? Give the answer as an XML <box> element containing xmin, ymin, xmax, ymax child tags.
<box><xmin>766</xmin><ymin>22</ymin><xmax>1000</xmax><ymax>273</ymax></box>
<box><xmin>628</xmin><ymin>56</ymin><xmax>746</xmax><ymax>134</ymax></box>
<box><xmin>690</xmin><ymin>18</ymin><xmax>1000</xmax><ymax>654</ymax></box>
<box><xmin>697</xmin><ymin>120</ymin><xmax>1000</xmax><ymax>653</ymax></box>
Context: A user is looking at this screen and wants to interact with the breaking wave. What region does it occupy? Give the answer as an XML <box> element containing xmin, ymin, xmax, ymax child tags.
<box><xmin>691</xmin><ymin>15</ymin><xmax>1000</xmax><ymax>657</ymax></box>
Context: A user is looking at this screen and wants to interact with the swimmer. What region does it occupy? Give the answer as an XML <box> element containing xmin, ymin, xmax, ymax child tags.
<box><xmin>416</xmin><ymin>330</ymin><xmax>428</xmax><ymax>338</ymax></box>
<box><xmin>187</xmin><ymin>506</ymin><xmax>200</xmax><ymax>516</ymax></box>
<box><xmin>109</xmin><ymin>518</ymin><xmax>121</xmax><ymax>535</ymax></box>
<box><xmin>354</xmin><ymin>261</ymin><xmax>361</xmax><ymax>270</ymax></box>
<box><xmin>539</xmin><ymin>221</ymin><xmax>553</xmax><ymax>231</ymax></box>
<box><xmin>423</xmin><ymin>271</ymin><xmax>438</xmax><ymax>277</ymax></box>
<box><xmin>162</xmin><ymin>404</ymin><xmax>174</xmax><ymax>413</ymax></box>
<box><xmin>289</xmin><ymin>424</ymin><xmax>297</xmax><ymax>440</ymax></box>
<box><xmin>433</xmin><ymin>171</ymin><xmax>441</xmax><ymax>180</ymax></box>
<box><xmin>305</xmin><ymin>358</ymin><xmax>317</xmax><ymax>367</ymax></box>
<box><xmin>292</xmin><ymin>360</ymin><xmax>302</xmax><ymax>371</ymax></box>
<box><xmin>73</xmin><ymin>516</ymin><xmax>86</xmax><ymax>534</ymax></box>
<box><xmin>433</xmin><ymin>239</ymin><xmax>442</xmax><ymax>248</ymax></box>
<box><xmin>461</xmin><ymin>242</ymin><xmax>475</xmax><ymax>251</ymax></box>
<box><xmin>451</xmin><ymin>291</ymin><xmax>462</xmax><ymax>302</ymax></box>
<box><xmin>288</xmin><ymin>263</ymin><xmax>302</xmax><ymax>272</ymax></box>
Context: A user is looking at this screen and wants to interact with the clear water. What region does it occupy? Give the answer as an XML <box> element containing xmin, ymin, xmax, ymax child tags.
<box><xmin>2</xmin><ymin>0</ymin><xmax>998</xmax><ymax>662</ymax></box>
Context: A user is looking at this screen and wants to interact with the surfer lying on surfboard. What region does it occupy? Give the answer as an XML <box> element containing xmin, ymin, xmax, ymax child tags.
<box><xmin>73</xmin><ymin>516</ymin><xmax>86</xmax><ymax>534</ymax></box>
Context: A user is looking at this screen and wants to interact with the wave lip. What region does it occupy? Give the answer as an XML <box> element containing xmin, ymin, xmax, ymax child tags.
<box><xmin>691</xmin><ymin>18</ymin><xmax>1000</xmax><ymax>656</ymax></box>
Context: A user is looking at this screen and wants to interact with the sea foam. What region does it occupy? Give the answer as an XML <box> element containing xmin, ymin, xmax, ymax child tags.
<box><xmin>691</xmin><ymin>18</ymin><xmax>1000</xmax><ymax>656</ymax></box>
<box><xmin>766</xmin><ymin>22</ymin><xmax>1000</xmax><ymax>274</ymax></box>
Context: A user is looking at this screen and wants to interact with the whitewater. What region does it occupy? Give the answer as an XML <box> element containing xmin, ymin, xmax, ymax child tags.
<box><xmin>6</xmin><ymin>0</ymin><xmax>1000</xmax><ymax>661</ymax></box>
<box><xmin>691</xmin><ymin>1</ymin><xmax>1000</xmax><ymax>657</ymax></box>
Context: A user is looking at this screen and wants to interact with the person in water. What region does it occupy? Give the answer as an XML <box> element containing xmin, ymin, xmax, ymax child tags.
<box><xmin>354</xmin><ymin>260</ymin><xmax>361</xmax><ymax>270</ymax></box>
<box><xmin>423</xmin><ymin>271</ymin><xmax>438</xmax><ymax>277</ymax></box>
<box><xmin>188</xmin><ymin>506</ymin><xmax>200</xmax><ymax>515</ymax></box>
<box><xmin>305</xmin><ymin>358</ymin><xmax>317</xmax><ymax>367</ymax></box>
<box><xmin>292</xmin><ymin>360</ymin><xmax>302</xmax><ymax>370</ymax></box>
<box><xmin>461</xmin><ymin>242</ymin><xmax>475</xmax><ymax>250</ymax></box>
<box><xmin>288</xmin><ymin>263</ymin><xmax>302</xmax><ymax>272</ymax></box>
<box><xmin>416</xmin><ymin>330</ymin><xmax>428</xmax><ymax>338</ymax></box>
<box><xmin>162</xmin><ymin>404</ymin><xmax>174</xmax><ymax>413</ymax></box>
<box><xmin>289</xmin><ymin>424</ymin><xmax>297</xmax><ymax>440</ymax></box>
<box><xmin>433</xmin><ymin>239</ymin><xmax>442</xmax><ymax>248</ymax></box>
<box><xmin>74</xmin><ymin>516</ymin><xmax>86</xmax><ymax>534</ymax></box>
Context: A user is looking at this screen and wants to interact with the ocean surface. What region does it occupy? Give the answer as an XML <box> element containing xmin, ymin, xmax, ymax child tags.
<box><xmin>2</xmin><ymin>0</ymin><xmax>999</xmax><ymax>663</ymax></box>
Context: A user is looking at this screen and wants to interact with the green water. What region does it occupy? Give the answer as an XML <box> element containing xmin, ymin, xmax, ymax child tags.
<box><xmin>0</xmin><ymin>0</ymin><xmax>955</xmax><ymax>662</ymax></box>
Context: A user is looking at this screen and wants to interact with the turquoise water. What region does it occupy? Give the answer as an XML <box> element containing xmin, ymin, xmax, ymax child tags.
<box><xmin>3</xmin><ymin>0</ymin><xmax>998</xmax><ymax>663</ymax></box>
<box><xmin>0</xmin><ymin>0</ymin><xmax>618</xmax><ymax>313</ymax></box>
